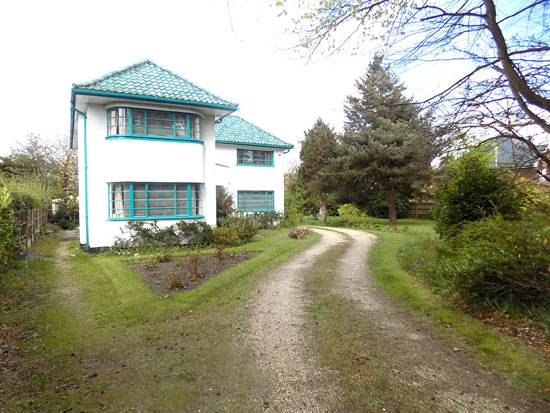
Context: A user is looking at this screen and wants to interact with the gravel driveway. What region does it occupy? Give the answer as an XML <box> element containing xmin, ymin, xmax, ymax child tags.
<box><xmin>247</xmin><ymin>227</ymin><xmax>548</xmax><ymax>412</ymax></box>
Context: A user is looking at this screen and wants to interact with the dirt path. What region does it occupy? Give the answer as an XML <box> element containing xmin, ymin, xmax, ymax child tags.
<box><xmin>248</xmin><ymin>229</ymin><xmax>348</xmax><ymax>412</ymax></box>
<box><xmin>248</xmin><ymin>227</ymin><xmax>547</xmax><ymax>412</ymax></box>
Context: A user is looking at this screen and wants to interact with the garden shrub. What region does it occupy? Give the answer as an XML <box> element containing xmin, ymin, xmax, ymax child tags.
<box><xmin>174</xmin><ymin>221</ymin><xmax>214</xmax><ymax>247</ymax></box>
<box><xmin>288</xmin><ymin>227</ymin><xmax>310</xmax><ymax>239</ymax></box>
<box><xmin>217</xmin><ymin>212</ymin><xmax>259</xmax><ymax>243</ymax></box>
<box><xmin>0</xmin><ymin>186</ymin><xmax>18</xmax><ymax>272</ymax></box>
<box><xmin>433</xmin><ymin>150</ymin><xmax>524</xmax><ymax>238</ymax></box>
<box><xmin>337</xmin><ymin>203</ymin><xmax>365</xmax><ymax>217</ymax></box>
<box><xmin>216</xmin><ymin>186</ymin><xmax>234</xmax><ymax>221</ymax></box>
<box><xmin>410</xmin><ymin>215</ymin><xmax>550</xmax><ymax>316</ymax></box>
<box><xmin>252</xmin><ymin>211</ymin><xmax>284</xmax><ymax>229</ymax></box>
<box><xmin>213</xmin><ymin>226</ymin><xmax>241</xmax><ymax>248</ymax></box>
<box><xmin>114</xmin><ymin>221</ymin><xmax>214</xmax><ymax>250</ymax></box>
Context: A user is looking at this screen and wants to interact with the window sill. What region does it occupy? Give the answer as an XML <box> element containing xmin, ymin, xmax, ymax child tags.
<box><xmin>108</xmin><ymin>215</ymin><xmax>205</xmax><ymax>221</ymax></box>
<box><xmin>106</xmin><ymin>135</ymin><xmax>203</xmax><ymax>144</ymax></box>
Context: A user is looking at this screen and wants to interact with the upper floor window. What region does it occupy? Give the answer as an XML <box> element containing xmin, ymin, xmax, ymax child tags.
<box><xmin>107</xmin><ymin>107</ymin><xmax>200</xmax><ymax>140</ymax></box>
<box><xmin>237</xmin><ymin>149</ymin><xmax>274</xmax><ymax>166</ymax></box>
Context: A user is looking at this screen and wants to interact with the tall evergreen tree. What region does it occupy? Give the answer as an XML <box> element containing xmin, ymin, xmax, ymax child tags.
<box><xmin>340</xmin><ymin>55</ymin><xmax>436</xmax><ymax>225</ymax></box>
<box><xmin>298</xmin><ymin>118</ymin><xmax>338</xmax><ymax>223</ymax></box>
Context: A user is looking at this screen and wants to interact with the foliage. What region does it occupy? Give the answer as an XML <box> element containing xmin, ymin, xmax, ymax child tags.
<box><xmin>213</xmin><ymin>226</ymin><xmax>241</xmax><ymax>260</ymax></box>
<box><xmin>186</xmin><ymin>252</ymin><xmax>202</xmax><ymax>280</ymax></box>
<box><xmin>252</xmin><ymin>211</ymin><xmax>284</xmax><ymax>229</ymax></box>
<box><xmin>297</xmin><ymin>118</ymin><xmax>339</xmax><ymax>223</ymax></box>
<box><xmin>114</xmin><ymin>221</ymin><xmax>214</xmax><ymax>250</ymax></box>
<box><xmin>280</xmin><ymin>1</ymin><xmax>550</xmax><ymax>178</ymax></box>
<box><xmin>405</xmin><ymin>215</ymin><xmax>550</xmax><ymax>317</ymax></box>
<box><xmin>0</xmin><ymin>186</ymin><xmax>18</xmax><ymax>272</ymax></box>
<box><xmin>174</xmin><ymin>221</ymin><xmax>215</xmax><ymax>248</ymax></box>
<box><xmin>337</xmin><ymin>203</ymin><xmax>365</xmax><ymax>217</ymax></box>
<box><xmin>51</xmin><ymin>197</ymin><xmax>79</xmax><ymax>230</ymax></box>
<box><xmin>338</xmin><ymin>55</ymin><xmax>439</xmax><ymax>224</ymax></box>
<box><xmin>433</xmin><ymin>150</ymin><xmax>525</xmax><ymax>238</ymax></box>
<box><xmin>216</xmin><ymin>186</ymin><xmax>234</xmax><ymax>221</ymax></box>
<box><xmin>217</xmin><ymin>212</ymin><xmax>259</xmax><ymax>244</ymax></box>
<box><xmin>288</xmin><ymin>227</ymin><xmax>310</xmax><ymax>239</ymax></box>
<box><xmin>1</xmin><ymin>175</ymin><xmax>53</xmax><ymax>211</ymax></box>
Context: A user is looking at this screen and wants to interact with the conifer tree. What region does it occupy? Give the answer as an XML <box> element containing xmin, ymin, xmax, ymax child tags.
<box><xmin>298</xmin><ymin>118</ymin><xmax>338</xmax><ymax>223</ymax></box>
<box><xmin>340</xmin><ymin>55</ymin><xmax>436</xmax><ymax>225</ymax></box>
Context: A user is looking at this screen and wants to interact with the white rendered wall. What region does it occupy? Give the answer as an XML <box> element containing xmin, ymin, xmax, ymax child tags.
<box><xmin>76</xmin><ymin>103</ymin><xmax>213</xmax><ymax>248</ymax></box>
<box><xmin>214</xmin><ymin>144</ymin><xmax>288</xmax><ymax>213</ymax></box>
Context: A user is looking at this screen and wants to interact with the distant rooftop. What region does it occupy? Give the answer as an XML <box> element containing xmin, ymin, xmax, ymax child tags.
<box><xmin>72</xmin><ymin>59</ymin><xmax>238</xmax><ymax>110</ymax></box>
<box><xmin>494</xmin><ymin>138</ymin><xmax>546</xmax><ymax>168</ymax></box>
<box><xmin>215</xmin><ymin>116</ymin><xmax>293</xmax><ymax>149</ymax></box>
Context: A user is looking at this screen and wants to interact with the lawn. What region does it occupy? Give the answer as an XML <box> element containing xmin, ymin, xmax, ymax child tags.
<box><xmin>0</xmin><ymin>229</ymin><xmax>319</xmax><ymax>412</ymax></box>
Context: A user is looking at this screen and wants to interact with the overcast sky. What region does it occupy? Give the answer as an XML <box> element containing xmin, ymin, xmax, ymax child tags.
<box><xmin>0</xmin><ymin>0</ymin><xmax>451</xmax><ymax>169</ymax></box>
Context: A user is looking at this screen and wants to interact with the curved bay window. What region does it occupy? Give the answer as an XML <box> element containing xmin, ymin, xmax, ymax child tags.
<box><xmin>109</xmin><ymin>183</ymin><xmax>203</xmax><ymax>220</ymax></box>
<box><xmin>107</xmin><ymin>107</ymin><xmax>200</xmax><ymax>141</ymax></box>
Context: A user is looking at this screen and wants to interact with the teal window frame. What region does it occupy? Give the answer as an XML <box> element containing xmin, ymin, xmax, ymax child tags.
<box><xmin>106</xmin><ymin>107</ymin><xmax>201</xmax><ymax>142</ymax></box>
<box><xmin>108</xmin><ymin>182</ymin><xmax>203</xmax><ymax>220</ymax></box>
<box><xmin>237</xmin><ymin>190</ymin><xmax>275</xmax><ymax>212</ymax></box>
<box><xmin>236</xmin><ymin>149</ymin><xmax>274</xmax><ymax>167</ymax></box>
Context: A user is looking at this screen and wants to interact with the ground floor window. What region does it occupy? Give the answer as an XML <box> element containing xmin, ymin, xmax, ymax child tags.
<box><xmin>109</xmin><ymin>183</ymin><xmax>202</xmax><ymax>219</ymax></box>
<box><xmin>237</xmin><ymin>190</ymin><xmax>274</xmax><ymax>212</ymax></box>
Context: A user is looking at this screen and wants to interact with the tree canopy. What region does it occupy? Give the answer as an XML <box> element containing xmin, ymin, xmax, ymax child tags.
<box><xmin>339</xmin><ymin>55</ymin><xmax>437</xmax><ymax>224</ymax></box>
<box><xmin>298</xmin><ymin>118</ymin><xmax>339</xmax><ymax>223</ymax></box>
<box><xmin>279</xmin><ymin>0</ymin><xmax>550</xmax><ymax>180</ymax></box>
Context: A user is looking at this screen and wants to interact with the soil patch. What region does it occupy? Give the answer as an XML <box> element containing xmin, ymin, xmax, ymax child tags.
<box><xmin>128</xmin><ymin>252</ymin><xmax>257</xmax><ymax>296</ymax></box>
<box><xmin>459</xmin><ymin>306</ymin><xmax>550</xmax><ymax>355</ymax></box>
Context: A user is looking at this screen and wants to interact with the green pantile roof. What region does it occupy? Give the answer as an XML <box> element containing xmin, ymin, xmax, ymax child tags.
<box><xmin>215</xmin><ymin>116</ymin><xmax>293</xmax><ymax>149</ymax></box>
<box><xmin>73</xmin><ymin>59</ymin><xmax>238</xmax><ymax>110</ymax></box>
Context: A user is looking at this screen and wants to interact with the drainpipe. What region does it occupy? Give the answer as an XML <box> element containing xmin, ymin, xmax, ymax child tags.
<box><xmin>70</xmin><ymin>103</ymin><xmax>90</xmax><ymax>251</ymax></box>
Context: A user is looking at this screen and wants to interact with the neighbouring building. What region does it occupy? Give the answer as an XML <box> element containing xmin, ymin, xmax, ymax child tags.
<box><xmin>70</xmin><ymin>60</ymin><xmax>293</xmax><ymax>249</ymax></box>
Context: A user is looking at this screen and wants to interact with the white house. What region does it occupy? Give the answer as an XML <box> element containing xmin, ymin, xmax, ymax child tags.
<box><xmin>70</xmin><ymin>60</ymin><xmax>293</xmax><ymax>249</ymax></box>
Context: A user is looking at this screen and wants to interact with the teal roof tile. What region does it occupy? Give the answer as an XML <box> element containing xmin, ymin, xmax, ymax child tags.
<box><xmin>73</xmin><ymin>59</ymin><xmax>238</xmax><ymax>109</ymax></box>
<box><xmin>215</xmin><ymin>116</ymin><xmax>293</xmax><ymax>149</ymax></box>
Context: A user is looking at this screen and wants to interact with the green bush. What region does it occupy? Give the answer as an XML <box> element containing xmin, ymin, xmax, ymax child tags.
<box><xmin>408</xmin><ymin>215</ymin><xmax>550</xmax><ymax>316</ymax></box>
<box><xmin>213</xmin><ymin>226</ymin><xmax>241</xmax><ymax>248</ymax></box>
<box><xmin>252</xmin><ymin>211</ymin><xmax>284</xmax><ymax>229</ymax></box>
<box><xmin>0</xmin><ymin>186</ymin><xmax>18</xmax><ymax>272</ymax></box>
<box><xmin>337</xmin><ymin>203</ymin><xmax>365</xmax><ymax>217</ymax></box>
<box><xmin>114</xmin><ymin>221</ymin><xmax>214</xmax><ymax>250</ymax></box>
<box><xmin>218</xmin><ymin>212</ymin><xmax>259</xmax><ymax>243</ymax></box>
<box><xmin>433</xmin><ymin>150</ymin><xmax>524</xmax><ymax>238</ymax></box>
<box><xmin>175</xmin><ymin>221</ymin><xmax>214</xmax><ymax>247</ymax></box>
<box><xmin>216</xmin><ymin>186</ymin><xmax>234</xmax><ymax>221</ymax></box>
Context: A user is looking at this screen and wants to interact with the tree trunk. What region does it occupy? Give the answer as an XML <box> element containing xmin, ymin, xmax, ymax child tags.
<box><xmin>388</xmin><ymin>188</ymin><xmax>397</xmax><ymax>226</ymax></box>
<box><xmin>319</xmin><ymin>197</ymin><xmax>327</xmax><ymax>224</ymax></box>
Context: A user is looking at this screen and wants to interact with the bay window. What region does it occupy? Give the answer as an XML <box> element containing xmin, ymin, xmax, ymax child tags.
<box><xmin>107</xmin><ymin>107</ymin><xmax>200</xmax><ymax>140</ymax></box>
<box><xmin>109</xmin><ymin>183</ymin><xmax>202</xmax><ymax>219</ymax></box>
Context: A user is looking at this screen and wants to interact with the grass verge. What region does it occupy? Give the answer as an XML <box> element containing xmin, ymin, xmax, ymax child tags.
<box><xmin>363</xmin><ymin>221</ymin><xmax>550</xmax><ymax>401</ymax></box>
<box><xmin>0</xmin><ymin>229</ymin><xmax>319</xmax><ymax>412</ymax></box>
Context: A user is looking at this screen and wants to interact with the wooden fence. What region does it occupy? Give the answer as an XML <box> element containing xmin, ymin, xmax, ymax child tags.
<box><xmin>18</xmin><ymin>208</ymin><xmax>49</xmax><ymax>250</ymax></box>
<box><xmin>408</xmin><ymin>201</ymin><xmax>436</xmax><ymax>218</ymax></box>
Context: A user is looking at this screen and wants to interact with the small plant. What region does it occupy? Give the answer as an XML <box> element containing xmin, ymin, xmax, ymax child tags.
<box><xmin>213</xmin><ymin>226</ymin><xmax>240</xmax><ymax>261</ymax></box>
<box><xmin>145</xmin><ymin>260</ymin><xmax>158</xmax><ymax>272</ymax></box>
<box><xmin>288</xmin><ymin>227</ymin><xmax>310</xmax><ymax>239</ymax></box>
<box><xmin>167</xmin><ymin>274</ymin><xmax>185</xmax><ymax>290</ymax></box>
<box><xmin>154</xmin><ymin>250</ymin><xmax>172</xmax><ymax>263</ymax></box>
<box><xmin>218</xmin><ymin>212</ymin><xmax>259</xmax><ymax>243</ymax></box>
<box><xmin>186</xmin><ymin>252</ymin><xmax>202</xmax><ymax>280</ymax></box>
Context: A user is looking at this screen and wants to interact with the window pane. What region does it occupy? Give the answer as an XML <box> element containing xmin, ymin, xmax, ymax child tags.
<box><xmin>149</xmin><ymin>199</ymin><xmax>174</xmax><ymax>208</ymax></box>
<box><xmin>148</xmin><ymin>111</ymin><xmax>172</xmax><ymax>120</ymax></box>
<box><xmin>149</xmin><ymin>208</ymin><xmax>175</xmax><ymax>216</ymax></box>
<box><xmin>149</xmin><ymin>184</ymin><xmax>172</xmax><ymax>192</ymax></box>
<box><xmin>148</xmin><ymin>127</ymin><xmax>173</xmax><ymax>137</ymax></box>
